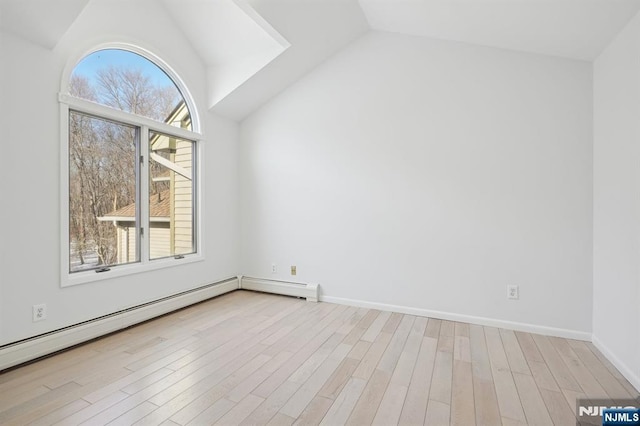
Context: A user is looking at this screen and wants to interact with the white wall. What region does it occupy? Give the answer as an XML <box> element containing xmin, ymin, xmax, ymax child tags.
<box><xmin>593</xmin><ymin>11</ymin><xmax>640</xmax><ymax>391</ymax></box>
<box><xmin>0</xmin><ymin>25</ymin><xmax>5</xmax><ymax>344</ymax></box>
<box><xmin>240</xmin><ymin>31</ymin><xmax>594</xmax><ymax>336</ymax></box>
<box><xmin>0</xmin><ymin>0</ymin><xmax>239</xmax><ymax>345</ymax></box>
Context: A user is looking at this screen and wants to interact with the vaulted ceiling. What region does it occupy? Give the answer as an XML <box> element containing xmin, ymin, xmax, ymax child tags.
<box><xmin>358</xmin><ymin>0</ymin><xmax>640</xmax><ymax>61</ymax></box>
<box><xmin>0</xmin><ymin>0</ymin><xmax>89</xmax><ymax>49</ymax></box>
<box><xmin>211</xmin><ymin>0</ymin><xmax>369</xmax><ymax>120</ymax></box>
<box><xmin>2</xmin><ymin>0</ymin><xmax>640</xmax><ymax>121</ymax></box>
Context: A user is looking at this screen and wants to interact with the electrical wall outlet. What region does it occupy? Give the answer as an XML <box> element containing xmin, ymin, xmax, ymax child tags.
<box><xmin>271</xmin><ymin>263</ymin><xmax>277</xmax><ymax>274</ymax></box>
<box><xmin>291</xmin><ymin>265</ymin><xmax>297</xmax><ymax>276</ymax></box>
<box><xmin>33</xmin><ymin>304</ymin><xmax>47</xmax><ymax>322</ymax></box>
<box><xmin>507</xmin><ymin>285</ymin><xmax>519</xmax><ymax>300</ymax></box>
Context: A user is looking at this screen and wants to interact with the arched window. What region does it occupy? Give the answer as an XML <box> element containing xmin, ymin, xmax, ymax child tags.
<box><xmin>70</xmin><ymin>49</ymin><xmax>192</xmax><ymax>129</ymax></box>
<box><xmin>61</xmin><ymin>47</ymin><xmax>201</xmax><ymax>284</ymax></box>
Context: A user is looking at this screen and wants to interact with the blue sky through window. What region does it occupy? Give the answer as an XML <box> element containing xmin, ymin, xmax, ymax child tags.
<box><xmin>70</xmin><ymin>48</ymin><xmax>189</xmax><ymax>126</ymax></box>
<box><xmin>73</xmin><ymin>49</ymin><xmax>174</xmax><ymax>88</ymax></box>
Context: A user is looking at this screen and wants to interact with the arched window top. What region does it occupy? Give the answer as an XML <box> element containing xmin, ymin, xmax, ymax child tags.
<box><xmin>69</xmin><ymin>49</ymin><xmax>192</xmax><ymax>131</ymax></box>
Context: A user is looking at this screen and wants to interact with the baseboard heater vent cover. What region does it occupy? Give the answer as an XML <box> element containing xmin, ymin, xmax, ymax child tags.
<box><xmin>239</xmin><ymin>276</ymin><xmax>318</xmax><ymax>302</ymax></box>
<box><xmin>0</xmin><ymin>277</ymin><xmax>239</xmax><ymax>372</ymax></box>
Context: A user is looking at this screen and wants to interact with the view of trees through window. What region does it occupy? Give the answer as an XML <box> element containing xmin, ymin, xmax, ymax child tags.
<box><xmin>69</xmin><ymin>112</ymin><xmax>137</xmax><ymax>271</ymax></box>
<box><xmin>69</xmin><ymin>49</ymin><xmax>195</xmax><ymax>273</ymax></box>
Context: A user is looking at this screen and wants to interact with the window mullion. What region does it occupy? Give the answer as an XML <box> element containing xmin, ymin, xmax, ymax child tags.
<box><xmin>140</xmin><ymin>126</ymin><xmax>150</xmax><ymax>264</ymax></box>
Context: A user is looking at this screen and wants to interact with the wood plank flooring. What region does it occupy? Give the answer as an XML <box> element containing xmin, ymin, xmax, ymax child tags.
<box><xmin>0</xmin><ymin>290</ymin><xmax>637</xmax><ymax>425</ymax></box>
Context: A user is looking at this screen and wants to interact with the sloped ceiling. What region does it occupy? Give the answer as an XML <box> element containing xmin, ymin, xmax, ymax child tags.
<box><xmin>160</xmin><ymin>0</ymin><xmax>291</xmax><ymax>114</ymax></box>
<box><xmin>0</xmin><ymin>0</ymin><xmax>90</xmax><ymax>49</ymax></box>
<box><xmin>210</xmin><ymin>0</ymin><xmax>370</xmax><ymax>120</ymax></box>
<box><xmin>162</xmin><ymin>0</ymin><xmax>370</xmax><ymax>120</ymax></box>
<box><xmin>3</xmin><ymin>0</ymin><xmax>640</xmax><ymax>121</ymax></box>
<box><xmin>358</xmin><ymin>0</ymin><xmax>640</xmax><ymax>61</ymax></box>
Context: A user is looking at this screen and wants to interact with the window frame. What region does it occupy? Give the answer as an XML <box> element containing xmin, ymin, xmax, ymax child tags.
<box><xmin>60</xmin><ymin>46</ymin><xmax>203</xmax><ymax>287</ymax></box>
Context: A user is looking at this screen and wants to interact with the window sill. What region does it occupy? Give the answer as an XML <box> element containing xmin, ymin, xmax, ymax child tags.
<box><xmin>61</xmin><ymin>254</ymin><xmax>204</xmax><ymax>288</ymax></box>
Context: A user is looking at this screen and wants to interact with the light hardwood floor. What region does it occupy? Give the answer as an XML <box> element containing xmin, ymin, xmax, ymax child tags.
<box><xmin>0</xmin><ymin>290</ymin><xmax>637</xmax><ymax>425</ymax></box>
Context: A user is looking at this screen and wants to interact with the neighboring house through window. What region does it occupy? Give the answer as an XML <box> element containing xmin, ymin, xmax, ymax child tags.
<box><xmin>61</xmin><ymin>47</ymin><xmax>201</xmax><ymax>285</ymax></box>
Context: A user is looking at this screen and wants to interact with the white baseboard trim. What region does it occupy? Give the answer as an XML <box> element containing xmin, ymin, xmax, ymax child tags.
<box><xmin>592</xmin><ymin>335</ymin><xmax>640</xmax><ymax>393</ymax></box>
<box><xmin>6</xmin><ymin>277</ymin><xmax>637</xmax><ymax>393</ymax></box>
<box><xmin>0</xmin><ymin>277</ymin><xmax>239</xmax><ymax>372</ymax></box>
<box><xmin>320</xmin><ymin>295</ymin><xmax>591</xmax><ymax>341</ymax></box>
<box><xmin>239</xmin><ymin>276</ymin><xmax>319</xmax><ymax>302</ymax></box>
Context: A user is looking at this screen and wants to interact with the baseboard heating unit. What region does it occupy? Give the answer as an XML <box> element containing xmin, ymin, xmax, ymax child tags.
<box><xmin>0</xmin><ymin>277</ymin><xmax>239</xmax><ymax>372</ymax></box>
<box><xmin>239</xmin><ymin>276</ymin><xmax>319</xmax><ymax>302</ymax></box>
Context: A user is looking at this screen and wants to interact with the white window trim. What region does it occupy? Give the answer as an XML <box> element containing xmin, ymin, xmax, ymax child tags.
<box><xmin>60</xmin><ymin>94</ymin><xmax>204</xmax><ymax>288</ymax></box>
